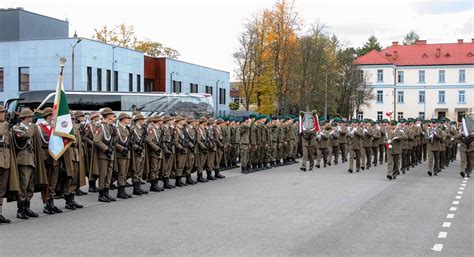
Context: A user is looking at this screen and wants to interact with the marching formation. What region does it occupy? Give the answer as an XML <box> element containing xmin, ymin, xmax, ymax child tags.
<box><xmin>0</xmin><ymin>106</ymin><xmax>472</xmax><ymax>225</ymax></box>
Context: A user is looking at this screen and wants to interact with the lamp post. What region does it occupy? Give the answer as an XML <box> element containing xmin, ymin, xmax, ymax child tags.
<box><xmin>112</xmin><ymin>46</ymin><xmax>116</xmax><ymax>91</ymax></box>
<box><xmin>215</xmin><ymin>80</ymin><xmax>220</xmax><ymax>116</ymax></box>
<box><xmin>393</xmin><ymin>65</ymin><xmax>397</xmax><ymax>120</ymax></box>
<box><xmin>70</xmin><ymin>37</ymin><xmax>82</xmax><ymax>91</ymax></box>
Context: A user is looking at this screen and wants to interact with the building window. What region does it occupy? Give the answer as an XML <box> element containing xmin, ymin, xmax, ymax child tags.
<box><xmin>205</xmin><ymin>85</ymin><xmax>213</xmax><ymax>95</ymax></box>
<box><xmin>457</xmin><ymin>112</ymin><xmax>465</xmax><ymax>122</ymax></box>
<box><xmin>0</xmin><ymin>67</ymin><xmax>4</xmax><ymax>92</ymax></box>
<box><xmin>129</xmin><ymin>73</ymin><xmax>133</xmax><ymax>92</ymax></box>
<box><xmin>397</xmin><ymin>112</ymin><xmax>404</xmax><ymax>121</ymax></box>
<box><xmin>144</xmin><ymin>79</ymin><xmax>153</xmax><ymax>92</ymax></box>
<box><xmin>106</xmin><ymin>70</ymin><xmax>111</xmax><ymax>91</ymax></box>
<box><xmin>219</xmin><ymin>88</ymin><xmax>226</xmax><ymax>105</ymax></box>
<box><xmin>19</xmin><ymin>67</ymin><xmax>29</xmax><ymax>91</ymax></box>
<box><xmin>418</xmin><ymin>70</ymin><xmax>425</xmax><ymax>83</ymax></box>
<box><xmin>137</xmin><ymin>75</ymin><xmax>141</xmax><ymax>92</ymax></box>
<box><xmin>397</xmin><ymin>91</ymin><xmax>404</xmax><ymax>103</ymax></box>
<box><xmin>419</xmin><ymin>112</ymin><xmax>425</xmax><ymax>120</ymax></box>
<box><xmin>172</xmin><ymin>80</ymin><xmax>182</xmax><ymax>93</ymax></box>
<box><xmin>377</xmin><ymin>69</ymin><xmax>383</xmax><ymax>82</ymax></box>
<box><xmin>97</xmin><ymin>68</ymin><xmax>102</xmax><ymax>91</ymax></box>
<box><xmin>397</xmin><ymin>71</ymin><xmax>404</xmax><ymax>83</ymax></box>
<box><xmin>459</xmin><ymin>69</ymin><xmax>465</xmax><ymax>82</ymax></box>
<box><xmin>376</xmin><ymin>90</ymin><xmax>383</xmax><ymax>103</ymax></box>
<box><xmin>114</xmin><ymin>71</ymin><xmax>119</xmax><ymax>91</ymax></box>
<box><xmin>190</xmin><ymin>83</ymin><xmax>198</xmax><ymax>93</ymax></box>
<box><xmin>418</xmin><ymin>90</ymin><xmax>425</xmax><ymax>103</ymax></box>
<box><xmin>357</xmin><ymin>70</ymin><xmax>364</xmax><ymax>83</ymax></box>
<box><xmin>377</xmin><ymin>111</ymin><xmax>383</xmax><ymax>121</ymax></box>
<box><xmin>438</xmin><ymin>70</ymin><xmax>445</xmax><ymax>83</ymax></box>
<box><xmin>459</xmin><ymin>90</ymin><xmax>465</xmax><ymax>103</ymax></box>
<box><xmin>87</xmin><ymin>67</ymin><xmax>92</xmax><ymax>91</ymax></box>
<box><xmin>357</xmin><ymin>111</ymin><xmax>363</xmax><ymax>120</ymax></box>
<box><xmin>438</xmin><ymin>112</ymin><xmax>446</xmax><ymax>119</ymax></box>
<box><xmin>438</xmin><ymin>90</ymin><xmax>445</xmax><ymax>103</ymax></box>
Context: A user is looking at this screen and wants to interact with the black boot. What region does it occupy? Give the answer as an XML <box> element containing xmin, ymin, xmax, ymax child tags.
<box><xmin>117</xmin><ymin>186</ymin><xmax>129</xmax><ymax>199</ymax></box>
<box><xmin>197</xmin><ymin>174</ymin><xmax>207</xmax><ymax>183</ymax></box>
<box><xmin>105</xmin><ymin>189</ymin><xmax>116</xmax><ymax>201</ymax></box>
<box><xmin>49</xmin><ymin>198</ymin><xmax>62</xmax><ymax>213</ymax></box>
<box><xmin>215</xmin><ymin>169</ymin><xmax>225</xmax><ymax>179</ymax></box>
<box><xmin>24</xmin><ymin>201</ymin><xmax>39</xmax><ymax>217</ymax></box>
<box><xmin>133</xmin><ymin>182</ymin><xmax>142</xmax><ymax>195</ymax></box>
<box><xmin>175</xmin><ymin>177</ymin><xmax>184</xmax><ymax>187</ymax></box>
<box><xmin>186</xmin><ymin>175</ymin><xmax>196</xmax><ymax>185</ymax></box>
<box><xmin>88</xmin><ymin>180</ymin><xmax>98</xmax><ymax>193</ymax></box>
<box><xmin>163</xmin><ymin>178</ymin><xmax>174</xmax><ymax>189</ymax></box>
<box><xmin>0</xmin><ymin>214</ymin><xmax>11</xmax><ymax>224</ymax></box>
<box><xmin>65</xmin><ymin>195</ymin><xmax>76</xmax><ymax>210</ymax></box>
<box><xmin>180</xmin><ymin>176</ymin><xmax>189</xmax><ymax>186</ymax></box>
<box><xmin>75</xmin><ymin>188</ymin><xmax>88</xmax><ymax>196</ymax></box>
<box><xmin>109</xmin><ymin>183</ymin><xmax>117</xmax><ymax>191</ymax></box>
<box><xmin>241</xmin><ymin>166</ymin><xmax>248</xmax><ymax>174</ymax></box>
<box><xmin>16</xmin><ymin>202</ymin><xmax>29</xmax><ymax>220</ymax></box>
<box><xmin>206</xmin><ymin>170</ymin><xmax>215</xmax><ymax>180</ymax></box>
<box><xmin>149</xmin><ymin>180</ymin><xmax>161</xmax><ymax>192</ymax></box>
<box><xmin>98</xmin><ymin>190</ymin><xmax>110</xmax><ymax>202</ymax></box>
<box><xmin>43</xmin><ymin>199</ymin><xmax>55</xmax><ymax>215</ymax></box>
<box><xmin>71</xmin><ymin>195</ymin><xmax>83</xmax><ymax>209</ymax></box>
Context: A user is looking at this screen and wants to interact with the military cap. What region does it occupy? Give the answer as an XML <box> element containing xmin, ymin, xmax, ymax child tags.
<box><xmin>207</xmin><ymin>118</ymin><xmax>215</xmax><ymax>125</ymax></box>
<box><xmin>175</xmin><ymin>116</ymin><xmax>185</xmax><ymax>122</ymax></box>
<box><xmin>19</xmin><ymin>108</ymin><xmax>35</xmax><ymax>119</ymax></box>
<box><xmin>390</xmin><ymin>120</ymin><xmax>398</xmax><ymax>126</ymax></box>
<box><xmin>41</xmin><ymin>107</ymin><xmax>53</xmax><ymax>117</ymax></box>
<box><xmin>0</xmin><ymin>105</ymin><xmax>6</xmax><ymax>113</ymax></box>
<box><xmin>90</xmin><ymin>112</ymin><xmax>100</xmax><ymax>119</ymax></box>
<box><xmin>154</xmin><ymin>115</ymin><xmax>163</xmax><ymax>122</ymax></box>
<box><xmin>249</xmin><ymin>114</ymin><xmax>256</xmax><ymax>119</ymax></box>
<box><xmin>118</xmin><ymin>113</ymin><xmax>131</xmax><ymax>121</ymax></box>
<box><xmin>216</xmin><ymin>118</ymin><xmax>225</xmax><ymax>124</ymax></box>
<box><xmin>199</xmin><ymin>117</ymin><xmax>207</xmax><ymax>124</ymax></box>
<box><xmin>74</xmin><ymin>111</ymin><xmax>85</xmax><ymax>118</ymax></box>
<box><xmin>100</xmin><ymin>107</ymin><xmax>114</xmax><ymax>116</ymax></box>
<box><xmin>163</xmin><ymin>115</ymin><xmax>173</xmax><ymax>123</ymax></box>
<box><xmin>187</xmin><ymin>116</ymin><xmax>195</xmax><ymax>123</ymax></box>
<box><xmin>133</xmin><ymin>113</ymin><xmax>145</xmax><ymax>121</ymax></box>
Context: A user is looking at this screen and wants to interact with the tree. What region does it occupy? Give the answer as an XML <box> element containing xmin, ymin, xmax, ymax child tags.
<box><xmin>356</xmin><ymin>35</ymin><xmax>382</xmax><ymax>56</ymax></box>
<box><xmin>229</xmin><ymin>101</ymin><xmax>240</xmax><ymax>110</ymax></box>
<box><xmin>403</xmin><ymin>30</ymin><xmax>420</xmax><ymax>45</ymax></box>
<box><xmin>92</xmin><ymin>24</ymin><xmax>180</xmax><ymax>59</ymax></box>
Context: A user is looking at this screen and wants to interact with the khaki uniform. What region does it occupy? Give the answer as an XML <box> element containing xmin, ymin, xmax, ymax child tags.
<box><xmin>239</xmin><ymin>123</ymin><xmax>250</xmax><ymax>170</ymax></box>
<box><xmin>205</xmin><ymin>126</ymin><xmax>217</xmax><ymax>172</ymax></box>
<box><xmin>115</xmin><ymin>124</ymin><xmax>131</xmax><ymax>187</ymax></box>
<box><xmin>427</xmin><ymin>126</ymin><xmax>443</xmax><ymax>174</ymax></box>
<box><xmin>371</xmin><ymin>126</ymin><xmax>381</xmax><ymax>167</ymax></box>
<box><xmin>459</xmin><ymin>132</ymin><xmax>474</xmax><ymax>176</ymax></box>
<box><xmin>0</xmin><ymin>121</ymin><xmax>17</xmax><ymax>208</ymax></box>
<box><xmin>13</xmin><ymin>123</ymin><xmax>37</xmax><ymax>202</ymax></box>
<box><xmin>329</xmin><ymin>128</ymin><xmax>340</xmax><ymax>165</ymax></box>
<box><xmin>196</xmin><ymin>126</ymin><xmax>208</xmax><ymax>176</ymax></box>
<box><xmin>301</xmin><ymin>129</ymin><xmax>316</xmax><ymax>170</ymax></box>
<box><xmin>146</xmin><ymin>124</ymin><xmax>163</xmax><ymax>181</ymax></box>
<box><xmin>184</xmin><ymin>125</ymin><xmax>197</xmax><ymax>175</ymax></box>
<box><xmin>386</xmin><ymin>127</ymin><xmax>403</xmax><ymax>178</ymax></box>
<box><xmin>161</xmin><ymin>125</ymin><xmax>175</xmax><ymax>179</ymax></box>
<box><xmin>173</xmin><ymin>125</ymin><xmax>187</xmax><ymax>177</ymax></box>
<box><xmin>361</xmin><ymin>126</ymin><xmax>373</xmax><ymax>169</ymax></box>
<box><xmin>94</xmin><ymin>122</ymin><xmax>116</xmax><ymax>190</ymax></box>
<box><xmin>215</xmin><ymin>126</ymin><xmax>224</xmax><ymax>170</ymax></box>
<box><xmin>338</xmin><ymin>126</ymin><xmax>348</xmax><ymax>163</ymax></box>
<box><xmin>317</xmin><ymin>128</ymin><xmax>330</xmax><ymax>167</ymax></box>
<box><xmin>230</xmin><ymin>125</ymin><xmax>240</xmax><ymax>166</ymax></box>
<box><xmin>348</xmin><ymin>127</ymin><xmax>364</xmax><ymax>172</ymax></box>
<box><xmin>37</xmin><ymin>122</ymin><xmax>60</xmax><ymax>203</ymax></box>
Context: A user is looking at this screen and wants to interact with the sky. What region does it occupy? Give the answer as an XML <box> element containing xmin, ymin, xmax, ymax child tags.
<box><xmin>2</xmin><ymin>0</ymin><xmax>473</xmax><ymax>80</ymax></box>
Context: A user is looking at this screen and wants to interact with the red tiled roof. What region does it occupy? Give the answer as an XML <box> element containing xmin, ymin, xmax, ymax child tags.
<box><xmin>354</xmin><ymin>40</ymin><xmax>474</xmax><ymax>66</ymax></box>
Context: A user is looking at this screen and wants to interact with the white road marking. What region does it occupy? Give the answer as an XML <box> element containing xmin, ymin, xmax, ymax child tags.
<box><xmin>459</xmin><ymin>187</ymin><xmax>465</xmax><ymax>190</ymax></box>
<box><xmin>432</xmin><ymin>244</ymin><xmax>443</xmax><ymax>252</ymax></box>
<box><xmin>442</xmin><ymin>222</ymin><xmax>451</xmax><ymax>228</ymax></box>
<box><xmin>457</xmin><ymin>191</ymin><xmax>463</xmax><ymax>195</ymax></box>
<box><xmin>453</xmin><ymin>201</ymin><xmax>460</xmax><ymax>205</ymax></box>
<box><xmin>438</xmin><ymin>232</ymin><xmax>448</xmax><ymax>238</ymax></box>
<box><xmin>455</xmin><ymin>196</ymin><xmax>462</xmax><ymax>199</ymax></box>
<box><xmin>446</xmin><ymin>214</ymin><xmax>455</xmax><ymax>219</ymax></box>
<box><xmin>450</xmin><ymin>207</ymin><xmax>457</xmax><ymax>211</ymax></box>
<box><xmin>461</xmin><ymin>184</ymin><xmax>466</xmax><ymax>186</ymax></box>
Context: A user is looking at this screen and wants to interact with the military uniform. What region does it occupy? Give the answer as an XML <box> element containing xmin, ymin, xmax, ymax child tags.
<box><xmin>214</xmin><ymin>119</ymin><xmax>226</xmax><ymax>178</ymax></box>
<box><xmin>93</xmin><ymin>108</ymin><xmax>117</xmax><ymax>202</ymax></box>
<box><xmin>329</xmin><ymin>125</ymin><xmax>340</xmax><ymax>165</ymax></box>
<box><xmin>196</xmin><ymin>117</ymin><xmax>209</xmax><ymax>181</ymax></box>
<box><xmin>361</xmin><ymin>123</ymin><xmax>373</xmax><ymax>170</ymax></box>
<box><xmin>338</xmin><ymin>124</ymin><xmax>348</xmax><ymax>163</ymax></box>
<box><xmin>371</xmin><ymin>124</ymin><xmax>381</xmax><ymax>167</ymax></box>
<box><xmin>317</xmin><ymin>125</ymin><xmax>331</xmax><ymax>168</ymax></box>
<box><xmin>184</xmin><ymin>117</ymin><xmax>197</xmax><ymax>185</ymax></box>
<box><xmin>161</xmin><ymin>116</ymin><xmax>176</xmax><ymax>189</ymax></box>
<box><xmin>240</xmin><ymin>120</ymin><xmax>250</xmax><ymax>173</ymax></box>
<box><xmin>347</xmin><ymin>123</ymin><xmax>364</xmax><ymax>173</ymax></box>
<box><xmin>459</xmin><ymin>129</ymin><xmax>474</xmax><ymax>178</ymax></box>
<box><xmin>173</xmin><ymin>116</ymin><xmax>189</xmax><ymax>187</ymax></box>
<box><xmin>146</xmin><ymin>115</ymin><xmax>165</xmax><ymax>191</ymax></box>
<box><xmin>300</xmin><ymin>126</ymin><xmax>316</xmax><ymax>171</ymax></box>
<box><xmin>427</xmin><ymin>123</ymin><xmax>443</xmax><ymax>176</ymax></box>
<box><xmin>115</xmin><ymin>113</ymin><xmax>133</xmax><ymax>198</ymax></box>
<box><xmin>84</xmin><ymin>112</ymin><xmax>100</xmax><ymax>193</ymax></box>
<box><xmin>230</xmin><ymin>122</ymin><xmax>240</xmax><ymax>167</ymax></box>
<box><xmin>386</xmin><ymin>123</ymin><xmax>404</xmax><ymax>180</ymax></box>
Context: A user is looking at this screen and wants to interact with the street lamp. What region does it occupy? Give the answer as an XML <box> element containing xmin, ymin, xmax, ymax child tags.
<box><xmin>70</xmin><ymin>37</ymin><xmax>82</xmax><ymax>91</ymax></box>
<box><xmin>112</xmin><ymin>46</ymin><xmax>116</xmax><ymax>91</ymax></box>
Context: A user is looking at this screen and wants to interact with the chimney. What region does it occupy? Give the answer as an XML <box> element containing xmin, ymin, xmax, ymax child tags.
<box><xmin>415</xmin><ymin>40</ymin><xmax>427</xmax><ymax>45</ymax></box>
<box><xmin>458</xmin><ymin>39</ymin><xmax>463</xmax><ymax>43</ymax></box>
<box><xmin>393</xmin><ymin>51</ymin><xmax>398</xmax><ymax>60</ymax></box>
<box><xmin>436</xmin><ymin>48</ymin><xmax>441</xmax><ymax>57</ymax></box>
<box><xmin>392</xmin><ymin>41</ymin><xmax>399</xmax><ymax>46</ymax></box>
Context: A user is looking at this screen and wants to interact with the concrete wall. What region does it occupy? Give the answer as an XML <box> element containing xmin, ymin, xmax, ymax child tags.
<box><xmin>0</xmin><ymin>38</ymin><xmax>144</xmax><ymax>100</ymax></box>
<box><xmin>0</xmin><ymin>9</ymin><xmax>68</xmax><ymax>42</ymax></box>
<box><xmin>165</xmin><ymin>58</ymin><xmax>231</xmax><ymax>115</ymax></box>
<box><xmin>357</xmin><ymin>64</ymin><xmax>474</xmax><ymax>121</ymax></box>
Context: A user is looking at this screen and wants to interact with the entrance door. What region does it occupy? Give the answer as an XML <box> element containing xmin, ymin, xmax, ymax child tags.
<box><xmin>457</xmin><ymin>111</ymin><xmax>466</xmax><ymax>122</ymax></box>
<box><xmin>437</xmin><ymin>112</ymin><xmax>446</xmax><ymax>119</ymax></box>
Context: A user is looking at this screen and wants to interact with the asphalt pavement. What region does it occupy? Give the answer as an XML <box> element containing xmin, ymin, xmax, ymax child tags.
<box><xmin>0</xmin><ymin>158</ymin><xmax>472</xmax><ymax>256</ymax></box>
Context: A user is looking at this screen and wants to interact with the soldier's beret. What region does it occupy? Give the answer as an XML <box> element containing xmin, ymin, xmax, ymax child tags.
<box><xmin>249</xmin><ymin>114</ymin><xmax>256</xmax><ymax>119</ymax></box>
<box><xmin>390</xmin><ymin>120</ymin><xmax>398</xmax><ymax>126</ymax></box>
